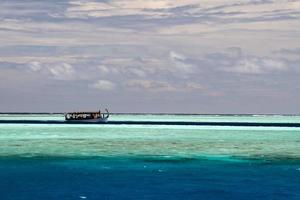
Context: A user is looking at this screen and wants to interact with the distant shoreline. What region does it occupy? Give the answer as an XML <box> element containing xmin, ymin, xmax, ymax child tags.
<box><xmin>1</xmin><ymin>120</ymin><xmax>300</xmax><ymax>127</ymax></box>
<box><xmin>0</xmin><ymin>112</ymin><xmax>300</xmax><ymax>116</ymax></box>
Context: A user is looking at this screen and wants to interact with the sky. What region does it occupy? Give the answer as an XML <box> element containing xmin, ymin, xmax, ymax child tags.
<box><xmin>0</xmin><ymin>0</ymin><xmax>300</xmax><ymax>114</ymax></box>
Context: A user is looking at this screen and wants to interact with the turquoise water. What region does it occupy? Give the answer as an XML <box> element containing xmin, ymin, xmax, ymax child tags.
<box><xmin>1</xmin><ymin>124</ymin><xmax>300</xmax><ymax>160</ymax></box>
<box><xmin>0</xmin><ymin>114</ymin><xmax>300</xmax><ymax>199</ymax></box>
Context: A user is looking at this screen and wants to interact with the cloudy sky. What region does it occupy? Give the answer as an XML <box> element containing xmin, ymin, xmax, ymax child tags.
<box><xmin>0</xmin><ymin>0</ymin><xmax>300</xmax><ymax>113</ymax></box>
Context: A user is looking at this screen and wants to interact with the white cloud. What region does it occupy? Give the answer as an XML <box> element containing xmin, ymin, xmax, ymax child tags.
<box><xmin>185</xmin><ymin>82</ymin><xmax>204</xmax><ymax>90</ymax></box>
<box><xmin>170</xmin><ymin>51</ymin><xmax>186</xmax><ymax>61</ymax></box>
<box><xmin>98</xmin><ymin>65</ymin><xmax>111</xmax><ymax>74</ymax></box>
<box><xmin>99</xmin><ymin>57</ymin><xmax>160</xmax><ymax>77</ymax></box>
<box><xmin>169</xmin><ymin>51</ymin><xmax>196</xmax><ymax>74</ymax></box>
<box><xmin>91</xmin><ymin>80</ymin><xmax>116</xmax><ymax>90</ymax></box>
<box><xmin>27</xmin><ymin>61</ymin><xmax>76</xmax><ymax>80</ymax></box>
<box><xmin>29</xmin><ymin>61</ymin><xmax>42</xmax><ymax>72</ymax></box>
<box><xmin>228</xmin><ymin>56</ymin><xmax>287</xmax><ymax>74</ymax></box>
<box><xmin>125</xmin><ymin>79</ymin><xmax>210</xmax><ymax>93</ymax></box>
<box><xmin>48</xmin><ymin>63</ymin><xmax>75</xmax><ymax>80</ymax></box>
<box><xmin>98</xmin><ymin>64</ymin><xmax>120</xmax><ymax>75</ymax></box>
<box><xmin>128</xmin><ymin>68</ymin><xmax>146</xmax><ymax>77</ymax></box>
<box><xmin>126</xmin><ymin>79</ymin><xmax>175</xmax><ymax>91</ymax></box>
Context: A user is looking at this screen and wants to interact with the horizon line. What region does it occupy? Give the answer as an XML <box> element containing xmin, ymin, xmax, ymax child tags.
<box><xmin>0</xmin><ymin>112</ymin><xmax>300</xmax><ymax>116</ymax></box>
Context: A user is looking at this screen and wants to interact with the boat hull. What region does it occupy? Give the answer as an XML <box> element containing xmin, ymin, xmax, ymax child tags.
<box><xmin>65</xmin><ymin>118</ymin><xmax>108</xmax><ymax>123</ymax></box>
<box><xmin>64</xmin><ymin>109</ymin><xmax>110</xmax><ymax>123</ymax></box>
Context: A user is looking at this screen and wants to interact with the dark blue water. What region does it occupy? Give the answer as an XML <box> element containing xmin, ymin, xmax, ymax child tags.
<box><xmin>0</xmin><ymin>157</ymin><xmax>299</xmax><ymax>200</ymax></box>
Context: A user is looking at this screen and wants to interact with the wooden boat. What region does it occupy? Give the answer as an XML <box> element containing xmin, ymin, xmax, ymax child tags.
<box><xmin>64</xmin><ymin>109</ymin><xmax>109</xmax><ymax>122</ymax></box>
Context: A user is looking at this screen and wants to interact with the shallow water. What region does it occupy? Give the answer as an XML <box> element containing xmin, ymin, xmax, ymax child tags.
<box><xmin>0</xmin><ymin>114</ymin><xmax>300</xmax><ymax>199</ymax></box>
<box><xmin>1</xmin><ymin>124</ymin><xmax>299</xmax><ymax>160</ymax></box>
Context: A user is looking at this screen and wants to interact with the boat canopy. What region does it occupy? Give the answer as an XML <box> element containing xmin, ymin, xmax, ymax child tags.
<box><xmin>65</xmin><ymin>109</ymin><xmax>109</xmax><ymax>121</ymax></box>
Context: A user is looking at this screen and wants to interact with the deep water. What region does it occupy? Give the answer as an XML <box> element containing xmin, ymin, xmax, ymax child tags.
<box><xmin>0</xmin><ymin>157</ymin><xmax>299</xmax><ymax>200</ymax></box>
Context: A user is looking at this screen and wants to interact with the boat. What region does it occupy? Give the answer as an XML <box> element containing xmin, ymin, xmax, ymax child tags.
<box><xmin>64</xmin><ymin>109</ymin><xmax>109</xmax><ymax>122</ymax></box>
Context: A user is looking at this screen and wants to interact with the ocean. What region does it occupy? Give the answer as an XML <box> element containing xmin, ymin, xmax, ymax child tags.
<box><xmin>0</xmin><ymin>114</ymin><xmax>299</xmax><ymax>199</ymax></box>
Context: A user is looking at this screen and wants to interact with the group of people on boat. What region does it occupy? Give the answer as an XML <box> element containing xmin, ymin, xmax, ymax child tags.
<box><xmin>65</xmin><ymin>109</ymin><xmax>109</xmax><ymax>121</ymax></box>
